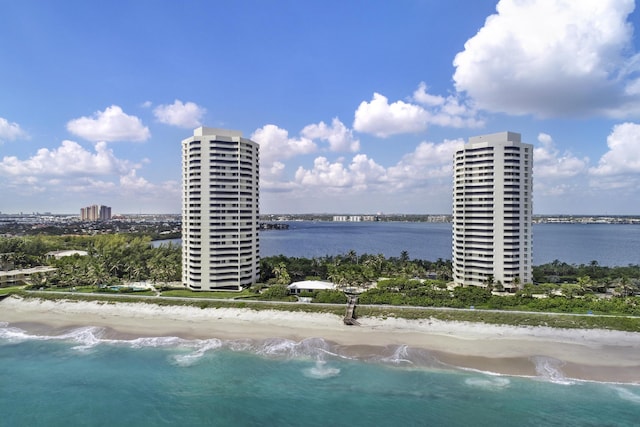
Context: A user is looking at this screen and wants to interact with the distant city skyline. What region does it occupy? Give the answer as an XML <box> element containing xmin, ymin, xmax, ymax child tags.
<box><xmin>1</xmin><ymin>1</ymin><xmax>640</xmax><ymax>215</ymax></box>
<box><xmin>80</xmin><ymin>204</ymin><xmax>111</xmax><ymax>222</ymax></box>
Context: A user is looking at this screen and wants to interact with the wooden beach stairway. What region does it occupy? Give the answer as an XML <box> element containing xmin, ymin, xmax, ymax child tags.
<box><xmin>343</xmin><ymin>295</ymin><xmax>360</xmax><ymax>325</ymax></box>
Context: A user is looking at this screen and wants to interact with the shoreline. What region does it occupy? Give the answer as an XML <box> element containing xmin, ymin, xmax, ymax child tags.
<box><xmin>1</xmin><ymin>296</ymin><xmax>639</xmax><ymax>384</ymax></box>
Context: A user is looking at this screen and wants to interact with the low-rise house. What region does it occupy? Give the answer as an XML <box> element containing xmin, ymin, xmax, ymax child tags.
<box><xmin>45</xmin><ymin>250</ymin><xmax>88</xmax><ymax>260</ymax></box>
<box><xmin>0</xmin><ymin>266</ymin><xmax>57</xmax><ymax>287</ymax></box>
<box><xmin>287</xmin><ymin>280</ymin><xmax>336</xmax><ymax>295</ymax></box>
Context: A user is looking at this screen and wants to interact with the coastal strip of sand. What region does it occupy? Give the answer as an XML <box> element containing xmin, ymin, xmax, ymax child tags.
<box><xmin>1</xmin><ymin>296</ymin><xmax>639</xmax><ymax>383</ymax></box>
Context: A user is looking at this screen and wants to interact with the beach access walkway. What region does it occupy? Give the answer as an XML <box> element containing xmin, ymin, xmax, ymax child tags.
<box><xmin>343</xmin><ymin>295</ymin><xmax>359</xmax><ymax>325</ymax></box>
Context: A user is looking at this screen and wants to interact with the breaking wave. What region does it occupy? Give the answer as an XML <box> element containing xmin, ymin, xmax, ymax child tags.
<box><xmin>464</xmin><ymin>376</ymin><xmax>511</xmax><ymax>390</ymax></box>
<box><xmin>303</xmin><ymin>359</ymin><xmax>341</xmax><ymax>379</ymax></box>
<box><xmin>611</xmin><ymin>386</ymin><xmax>640</xmax><ymax>403</ymax></box>
<box><xmin>370</xmin><ymin>345</ymin><xmax>443</xmax><ymax>368</ymax></box>
<box><xmin>531</xmin><ymin>356</ymin><xmax>574</xmax><ymax>385</ymax></box>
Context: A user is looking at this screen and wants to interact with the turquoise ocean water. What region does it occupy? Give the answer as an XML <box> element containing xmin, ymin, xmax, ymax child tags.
<box><xmin>1</xmin><ymin>323</ymin><xmax>639</xmax><ymax>426</ymax></box>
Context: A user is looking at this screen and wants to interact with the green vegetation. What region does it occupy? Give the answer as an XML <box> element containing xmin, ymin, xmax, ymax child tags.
<box><xmin>161</xmin><ymin>289</ymin><xmax>255</xmax><ymax>299</ymax></box>
<box><xmin>0</xmin><ymin>286</ymin><xmax>22</xmax><ymax>296</ymax></box>
<box><xmin>1</xmin><ymin>234</ymin><xmax>181</xmax><ymax>290</ymax></box>
<box><xmin>2</xmin><ymin>235</ymin><xmax>640</xmax><ymax>331</ymax></box>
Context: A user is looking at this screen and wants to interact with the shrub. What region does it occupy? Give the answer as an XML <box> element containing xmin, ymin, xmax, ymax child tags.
<box><xmin>314</xmin><ymin>290</ymin><xmax>347</xmax><ymax>304</ymax></box>
<box><xmin>260</xmin><ymin>284</ymin><xmax>290</xmax><ymax>300</ymax></box>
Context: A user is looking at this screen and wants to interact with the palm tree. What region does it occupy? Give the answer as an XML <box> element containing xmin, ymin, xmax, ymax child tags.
<box><xmin>616</xmin><ymin>276</ymin><xmax>636</xmax><ymax>297</ymax></box>
<box><xmin>483</xmin><ymin>274</ymin><xmax>495</xmax><ymax>289</ymax></box>
<box><xmin>272</xmin><ymin>262</ymin><xmax>291</xmax><ymax>285</ymax></box>
<box><xmin>576</xmin><ymin>275</ymin><xmax>594</xmax><ymax>294</ymax></box>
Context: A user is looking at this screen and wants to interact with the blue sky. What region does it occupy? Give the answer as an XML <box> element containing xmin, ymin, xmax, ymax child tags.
<box><xmin>1</xmin><ymin>0</ymin><xmax>640</xmax><ymax>215</ymax></box>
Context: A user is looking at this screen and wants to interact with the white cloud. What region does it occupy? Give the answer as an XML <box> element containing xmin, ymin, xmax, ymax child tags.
<box><xmin>0</xmin><ymin>117</ymin><xmax>27</xmax><ymax>142</ymax></box>
<box><xmin>251</xmin><ymin>124</ymin><xmax>316</xmax><ymax>165</ymax></box>
<box><xmin>0</xmin><ymin>140</ymin><xmax>133</xmax><ymax>177</ymax></box>
<box><xmin>412</xmin><ymin>83</ymin><xmax>485</xmax><ymax>128</ymax></box>
<box><xmin>387</xmin><ymin>139</ymin><xmax>464</xmax><ymax>188</ymax></box>
<box><xmin>153</xmin><ymin>99</ymin><xmax>206</xmax><ymax>128</ymax></box>
<box><xmin>67</xmin><ymin>105</ymin><xmax>150</xmax><ymax>142</ymax></box>
<box><xmin>411</xmin><ymin>83</ymin><xmax>445</xmax><ymax>107</ymax></box>
<box><xmin>292</xmin><ymin>138</ymin><xmax>461</xmax><ymax>195</ymax></box>
<box><xmin>453</xmin><ymin>0</ymin><xmax>640</xmax><ymax>118</ymax></box>
<box><xmin>353</xmin><ymin>86</ymin><xmax>484</xmax><ymax>138</ymax></box>
<box><xmin>119</xmin><ymin>169</ymin><xmax>159</xmax><ymax>193</ymax></box>
<box><xmin>301</xmin><ymin>118</ymin><xmax>360</xmax><ymax>152</ymax></box>
<box><xmin>294</xmin><ymin>154</ymin><xmax>386</xmax><ymax>190</ymax></box>
<box><xmin>353</xmin><ymin>92</ymin><xmax>429</xmax><ymax>137</ymax></box>
<box><xmin>589</xmin><ymin>122</ymin><xmax>640</xmax><ymax>176</ymax></box>
<box><xmin>533</xmin><ymin>133</ymin><xmax>588</xmax><ymax>178</ymax></box>
<box><xmin>259</xmin><ymin>160</ymin><xmax>300</xmax><ymax>193</ymax></box>
<box><xmin>295</xmin><ymin>157</ymin><xmax>352</xmax><ymax>188</ymax></box>
<box><xmin>0</xmin><ymin>138</ymin><xmax>181</xmax><ymax>208</ymax></box>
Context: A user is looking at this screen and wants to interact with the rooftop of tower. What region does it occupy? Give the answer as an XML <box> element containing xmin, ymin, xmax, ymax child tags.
<box><xmin>469</xmin><ymin>131</ymin><xmax>521</xmax><ymax>144</ymax></box>
<box><xmin>193</xmin><ymin>127</ymin><xmax>243</xmax><ymax>138</ymax></box>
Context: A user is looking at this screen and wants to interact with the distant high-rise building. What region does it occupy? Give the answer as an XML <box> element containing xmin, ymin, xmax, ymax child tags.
<box><xmin>452</xmin><ymin>131</ymin><xmax>533</xmax><ymax>288</ymax></box>
<box><xmin>81</xmin><ymin>205</ymin><xmax>111</xmax><ymax>221</ymax></box>
<box><xmin>181</xmin><ymin>127</ymin><xmax>260</xmax><ymax>291</ymax></box>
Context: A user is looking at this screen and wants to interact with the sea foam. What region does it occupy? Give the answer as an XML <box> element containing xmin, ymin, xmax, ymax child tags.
<box><xmin>171</xmin><ymin>338</ymin><xmax>223</xmax><ymax>367</ymax></box>
<box><xmin>464</xmin><ymin>377</ymin><xmax>511</xmax><ymax>390</ymax></box>
<box><xmin>303</xmin><ymin>360</ymin><xmax>341</xmax><ymax>379</ymax></box>
<box><xmin>531</xmin><ymin>356</ymin><xmax>574</xmax><ymax>385</ymax></box>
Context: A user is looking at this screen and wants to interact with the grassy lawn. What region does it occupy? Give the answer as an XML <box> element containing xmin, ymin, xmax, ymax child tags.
<box><xmin>0</xmin><ymin>286</ymin><xmax>23</xmax><ymax>296</ymax></box>
<box><xmin>161</xmin><ymin>289</ymin><xmax>256</xmax><ymax>299</ymax></box>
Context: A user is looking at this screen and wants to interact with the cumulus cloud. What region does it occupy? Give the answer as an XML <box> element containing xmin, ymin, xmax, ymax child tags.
<box><xmin>0</xmin><ymin>117</ymin><xmax>27</xmax><ymax>143</ymax></box>
<box><xmin>387</xmin><ymin>139</ymin><xmax>464</xmax><ymax>188</ymax></box>
<box><xmin>453</xmin><ymin>0</ymin><xmax>640</xmax><ymax>118</ymax></box>
<box><xmin>251</xmin><ymin>124</ymin><xmax>316</xmax><ymax>165</ymax></box>
<box><xmin>67</xmin><ymin>105</ymin><xmax>150</xmax><ymax>142</ymax></box>
<box><xmin>534</xmin><ymin>133</ymin><xmax>588</xmax><ymax>178</ymax></box>
<box><xmin>0</xmin><ymin>138</ymin><xmax>180</xmax><ymax>209</ymax></box>
<box><xmin>301</xmin><ymin>118</ymin><xmax>360</xmax><ymax>152</ymax></box>
<box><xmin>411</xmin><ymin>83</ymin><xmax>445</xmax><ymax>107</ymax></box>
<box><xmin>153</xmin><ymin>99</ymin><xmax>206</xmax><ymax>128</ymax></box>
<box><xmin>589</xmin><ymin>122</ymin><xmax>640</xmax><ymax>176</ymax></box>
<box><xmin>294</xmin><ymin>154</ymin><xmax>386</xmax><ymax>190</ymax></box>
<box><xmin>292</xmin><ymin>137</ymin><xmax>462</xmax><ymax>195</ymax></box>
<box><xmin>353</xmin><ymin>86</ymin><xmax>484</xmax><ymax>137</ymax></box>
<box><xmin>119</xmin><ymin>169</ymin><xmax>155</xmax><ymax>192</ymax></box>
<box><xmin>0</xmin><ymin>140</ymin><xmax>133</xmax><ymax>177</ymax></box>
<box><xmin>412</xmin><ymin>82</ymin><xmax>484</xmax><ymax>128</ymax></box>
<box><xmin>353</xmin><ymin>92</ymin><xmax>429</xmax><ymax>137</ymax></box>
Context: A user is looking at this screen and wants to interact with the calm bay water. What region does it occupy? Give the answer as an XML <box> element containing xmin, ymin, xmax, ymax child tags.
<box><xmin>260</xmin><ymin>222</ymin><xmax>640</xmax><ymax>266</ymax></box>
<box><xmin>161</xmin><ymin>222</ymin><xmax>640</xmax><ymax>265</ymax></box>
<box><xmin>259</xmin><ymin>222</ymin><xmax>640</xmax><ymax>266</ymax></box>
<box><xmin>1</xmin><ymin>327</ymin><xmax>639</xmax><ymax>427</ymax></box>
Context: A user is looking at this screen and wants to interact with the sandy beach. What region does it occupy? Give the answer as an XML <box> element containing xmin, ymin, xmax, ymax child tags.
<box><xmin>1</xmin><ymin>296</ymin><xmax>639</xmax><ymax>383</ymax></box>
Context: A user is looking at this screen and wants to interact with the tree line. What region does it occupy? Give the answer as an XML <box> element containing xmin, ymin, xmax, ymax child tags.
<box><xmin>0</xmin><ymin>235</ymin><xmax>181</xmax><ymax>289</ymax></box>
<box><xmin>2</xmin><ymin>235</ymin><xmax>639</xmax><ymax>315</ymax></box>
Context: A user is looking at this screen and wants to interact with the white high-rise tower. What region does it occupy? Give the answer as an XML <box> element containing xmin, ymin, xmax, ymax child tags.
<box><xmin>452</xmin><ymin>131</ymin><xmax>532</xmax><ymax>289</ymax></box>
<box><xmin>182</xmin><ymin>127</ymin><xmax>260</xmax><ymax>291</ymax></box>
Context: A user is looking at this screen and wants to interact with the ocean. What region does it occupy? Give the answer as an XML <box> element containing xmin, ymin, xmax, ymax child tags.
<box><xmin>5</xmin><ymin>222</ymin><xmax>640</xmax><ymax>425</ymax></box>
<box><xmin>1</xmin><ymin>324</ymin><xmax>639</xmax><ymax>427</ymax></box>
